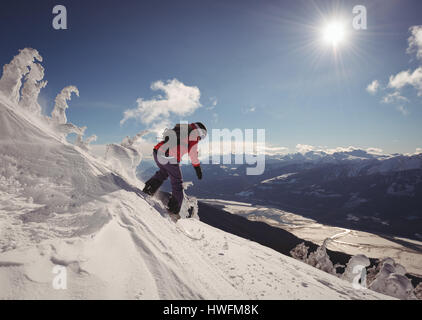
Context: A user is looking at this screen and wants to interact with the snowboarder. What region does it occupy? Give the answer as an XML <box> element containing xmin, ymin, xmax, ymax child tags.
<box><xmin>143</xmin><ymin>122</ymin><xmax>207</xmax><ymax>216</ymax></box>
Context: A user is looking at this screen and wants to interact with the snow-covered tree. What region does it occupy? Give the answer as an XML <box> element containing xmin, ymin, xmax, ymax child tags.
<box><xmin>0</xmin><ymin>48</ymin><xmax>42</xmax><ymax>104</ymax></box>
<box><xmin>51</xmin><ymin>86</ymin><xmax>79</xmax><ymax>124</ymax></box>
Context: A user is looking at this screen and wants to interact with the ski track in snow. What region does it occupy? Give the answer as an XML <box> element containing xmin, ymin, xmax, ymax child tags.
<box><xmin>0</xmin><ymin>82</ymin><xmax>390</xmax><ymax>300</ymax></box>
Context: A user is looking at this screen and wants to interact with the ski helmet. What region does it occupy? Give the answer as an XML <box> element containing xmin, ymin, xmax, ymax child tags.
<box><xmin>194</xmin><ymin>122</ymin><xmax>207</xmax><ymax>140</ymax></box>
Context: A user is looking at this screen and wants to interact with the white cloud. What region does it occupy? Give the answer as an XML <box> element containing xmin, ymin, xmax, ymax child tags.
<box><xmin>407</xmin><ymin>25</ymin><xmax>422</xmax><ymax>60</ymax></box>
<box><xmin>366</xmin><ymin>80</ymin><xmax>380</xmax><ymax>94</ymax></box>
<box><xmin>295</xmin><ymin>144</ymin><xmax>384</xmax><ymax>155</ymax></box>
<box><xmin>368</xmin><ymin>25</ymin><xmax>422</xmax><ymax>114</ymax></box>
<box><xmin>120</xmin><ymin>79</ymin><xmax>201</xmax><ymax>125</ymax></box>
<box><xmin>386</xmin><ymin>26</ymin><xmax>422</xmax><ymax>97</ymax></box>
<box><xmin>365</xmin><ymin>147</ymin><xmax>384</xmax><ymax>155</ymax></box>
<box><xmin>264</xmin><ymin>145</ymin><xmax>289</xmax><ymax>155</ymax></box>
<box><xmin>396</xmin><ymin>105</ymin><xmax>409</xmax><ymax>116</ymax></box>
<box><xmin>148</xmin><ymin>119</ymin><xmax>172</xmax><ymax>136</ymax></box>
<box><xmin>242</xmin><ymin>106</ymin><xmax>256</xmax><ymax>114</ymax></box>
<box><xmin>416</xmin><ymin>148</ymin><xmax>422</xmax><ymax>155</ymax></box>
<box><xmin>381</xmin><ymin>91</ymin><xmax>410</xmax><ymax>104</ymax></box>
<box><xmin>388</xmin><ymin>67</ymin><xmax>422</xmax><ymax>96</ymax></box>
<box><xmin>206</xmin><ymin>97</ymin><xmax>218</xmax><ymax>110</ymax></box>
<box><xmin>295</xmin><ymin>144</ymin><xmax>317</xmax><ymax>153</ymax></box>
<box><xmin>327</xmin><ymin>146</ymin><xmax>359</xmax><ymax>153</ymax></box>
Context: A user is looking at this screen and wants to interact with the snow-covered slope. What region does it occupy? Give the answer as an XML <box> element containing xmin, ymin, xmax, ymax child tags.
<box><xmin>0</xmin><ymin>49</ymin><xmax>389</xmax><ymax>300</ymax></box>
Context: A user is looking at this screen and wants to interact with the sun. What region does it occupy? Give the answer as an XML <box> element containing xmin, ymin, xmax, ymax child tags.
<box><xmin>323</xmin><ymin>21</ymin><xmax>346</xmax><ymax>47</ymax></box>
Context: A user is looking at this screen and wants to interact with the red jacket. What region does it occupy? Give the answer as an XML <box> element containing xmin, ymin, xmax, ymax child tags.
<box><xmin>154</xmin><ymin>124</ymin><xmax>201</xmax><ymax>167</ymax></box>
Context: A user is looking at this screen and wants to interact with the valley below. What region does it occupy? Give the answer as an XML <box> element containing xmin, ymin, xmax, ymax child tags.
<box><xmin>200</xmin><ymin>198</ymin><xmax>422</xmax><ymax>278</ymax></box>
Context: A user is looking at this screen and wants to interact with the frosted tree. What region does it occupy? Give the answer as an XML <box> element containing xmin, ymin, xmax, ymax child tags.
<box><xmin>414</xmin><ymin>283</ymin><xmax>422</xmax><ymax>300</ymax></box>
<box><xmin>291</xmin><ymin>239</ymin><xmax>338</xmax><ymax>275</ymax></box>
<box><xmin>290</xmin><ymin>242</ymin><xmax>309</xmax><ymax>262</ymax></box>
<box><xmin>368</xmin><ymin>258</ymin><xmax>416</xmax><ymax>300</ymax></box>
<box><xmin>19</xmin><ymin>62</ymin><xmax>47</xmax><ymax>114</ymax></box>
<box><xmin>76</xmin><ymin>134</ymin><xmax>97</xmax><ymax>151</ymax></box>
<box><xmin>50</xmin><ymin>86</ymin><xmax>88</xmax><ymax>140</ymax></box>
<box><xmin>121</xmin><ymin>130</ymin><xmax>149</xmax><ymax>148</ymax></box>
<box><xmin>51</xmin><ymin>86</ymin><xmax>79</xmax><ymax>124</ymax></box>
<box><xmin>305</xmin><ymin>239</ymin><xmax>337</xmax><ymax>275</ymax></box>
<box><xmin>0</xmin><ymin>48</ymin><xmax>42</xmax><ymax>104</ymax></box>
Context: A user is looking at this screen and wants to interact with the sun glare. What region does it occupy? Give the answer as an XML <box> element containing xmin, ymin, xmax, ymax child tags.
<box><xmin>323</xmin><ymin>22</ymin><xmax>346</xmax><ymax>47</ymax></box>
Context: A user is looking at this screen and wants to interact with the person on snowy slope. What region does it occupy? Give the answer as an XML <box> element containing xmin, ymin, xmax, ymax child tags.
<box><xmin>142</xmin><ymin>122</ymin><xmax>207</xmax><ymax>215</ymax></box>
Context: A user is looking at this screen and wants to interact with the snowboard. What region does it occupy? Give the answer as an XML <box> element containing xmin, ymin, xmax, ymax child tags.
<box><xmin>147</xmin><ymin>189</ymin><xmax>196</xmax><ymax>222</ymax></box>
<box><xmin>108</xmin><ymin>173</ymin><xmax>198</xmax><ymax>221</ymax></box>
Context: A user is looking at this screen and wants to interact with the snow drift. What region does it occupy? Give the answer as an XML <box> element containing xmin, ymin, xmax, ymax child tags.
<box><xmin>0</xmin><ymin>49</ymin><xmax>390</xmax><ymax>299</ymax></box>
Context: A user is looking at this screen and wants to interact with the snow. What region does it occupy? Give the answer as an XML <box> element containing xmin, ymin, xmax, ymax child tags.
<box><xmin>235</xmin><ymin>191</ymin><xmax>254</xmax><ymax>197</ymax></box>
<box><xmin>261</xmin><ymin>173</ymin><xmax>297</xmax><ymax>184</ymax></box>
<box><xmin>0</xmin><ymin>48</ymin><xmax>391</xmax><ymax>300</ymax></box>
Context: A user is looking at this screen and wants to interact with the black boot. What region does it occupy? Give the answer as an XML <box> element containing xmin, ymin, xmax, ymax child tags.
<box><xmin>167</xmin><ymin>196</ymin><xmax>181</xmax><ymax>215</ymax></box>
<box><xmin>142</xmin><ymin>178</ymin><xmax>163</xmax><ymax>196</ymax></box>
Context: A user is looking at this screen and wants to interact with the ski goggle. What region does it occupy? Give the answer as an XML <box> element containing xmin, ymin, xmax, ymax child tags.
<box><xmin>197</xmin><ymin>128</ymin><xmax>207</xmax><ymax>140</ymax></box>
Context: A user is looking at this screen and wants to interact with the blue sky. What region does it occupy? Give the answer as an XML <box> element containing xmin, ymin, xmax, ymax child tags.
<box><xmin>1</xmin><ymin>0</ymin><xmax>422</xmax><ymax>154</ymax></box>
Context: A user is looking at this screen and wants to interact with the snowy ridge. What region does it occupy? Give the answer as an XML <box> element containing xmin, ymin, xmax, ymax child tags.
<box><xmin>267</xmin><ymin>150</ymin><xmax>422</xmax><ymax>176</ymax></box>
<box><xmin>0</xmin><ymin>49</ymin><xmax>389</xmax><ymax>299</ymax></box>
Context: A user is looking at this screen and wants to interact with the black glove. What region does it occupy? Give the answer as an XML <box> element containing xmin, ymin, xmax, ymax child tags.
<box><xmin>194</xmin><ymin>166</ymin><xmax>202</xmax><ymax>180</ymax></box>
